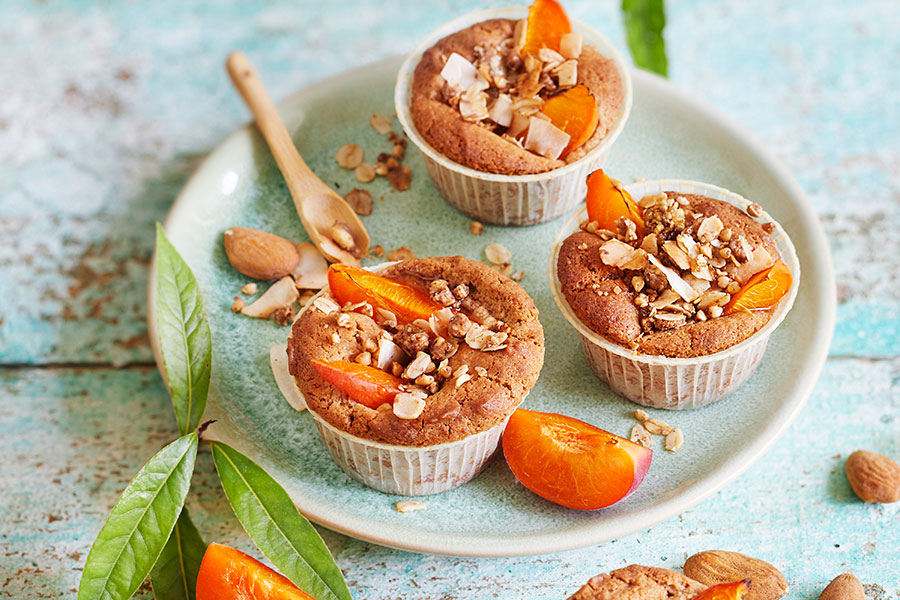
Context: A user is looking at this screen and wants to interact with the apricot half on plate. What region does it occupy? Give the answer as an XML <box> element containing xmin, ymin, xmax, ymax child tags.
<box><xmin>502</xmin><ymin>409</ymin><xmax>652</xmax><ymax>510</ymax></box>
<box><xmin>197</xmin><ymin>543</ymin><xmax>315</xmax><ymax>600</ymax></box>
<box><xmin>693</xmin><ymin>580</ymin><xmax>751</xmax><ymax>600</ymax></box>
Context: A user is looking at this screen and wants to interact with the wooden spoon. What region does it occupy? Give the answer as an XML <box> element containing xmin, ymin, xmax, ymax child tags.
<box><xmin>226</xmin><ymin>51</ymin><xmax>369</xmax><ymax>266</ymax></box>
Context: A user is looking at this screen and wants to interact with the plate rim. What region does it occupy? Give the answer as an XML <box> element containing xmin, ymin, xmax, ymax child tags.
<box><xmin>147</xmin><ymin>57</ymin><xmax>836</xmax><ymax>557</ymax></box>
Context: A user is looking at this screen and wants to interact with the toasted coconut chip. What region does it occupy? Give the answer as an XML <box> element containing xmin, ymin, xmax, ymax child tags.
<box><xmin>648</xmin><ymin>254</ymin><xmax>698</xmax><ymax>302</ymax></box>
<box><xmin>484</xmin><ymin>243</ymin><xmax>512</xmax><ymax>265</ymax></box>
<box><xmin>291</xmin><ymin>242</ymin><xmax>329</xmax><ymax>290</ymax></box>
<box><xmin>734</xmin><ymin>245</ymin><xmax>775</xmax><ymax>285</ymax></box>
<box><xmin>242</xmin><ymin>277</ymin><xmax>299</xmax><ymax>318</ymax></box>
<box><xmin>599</xmin><ymin>239</ymin><xmax>648</xmax><ymax>270</ymax></box>
<box><xmin>559</xmin><ymin>32</ymin><xmax>583</xmax><ymax>59</ymax></box>
<box><xmin>429</xmin><ymin>307</ymin><xmax>454</xmax><ymax>338</ymax></box>
<box><xmin>370</xmin><ymin>113</ymin><xmax>392</xmax><ymax>135</ymax></box>
<box><xmin>683</xmin><ymin>273</ymin><xmax>712</xmax><ymax>295</ymax></box>
<box><xmin>662</xmin><ymin>240</ymin><xmax>691</xmax><ymax>270</ymax></box>
<box><xmin>270</xmin><ymin>344</ymin><xmax>306</xmax><ymax>412</ymax></box>
<box><xmin>488</xmin><ymin>94</ymin><xmax>513</xmax><ymax>127</ymax></box>
<box><xmin>392</xmin><ymin>392</ymin><xmax>426</xmax><ymax>419</ymax></box>
<box><xmin>696</xmin><ymin>290</ymin><xmax>732</xmax><ymax>309</ymax></box>
<box><xmin>640</xmin><ymin>233</ymin><xmax>659</xmax><ymax>255</ymax></box>
<box><xmin>524</xmin><ymin>116</ymin><xmax>570</xmax><ymax>160</ymax></box>
<box><xmin>312</xmin><ymin>295</ymin><xmax>340</xmax><ymax>315</ymax></box>
<box><xmin>440</xmin><ymin>52</ymin><xmax>488</xmax><ymax>95</ymax></box>
<box><xmin>697</xmin><ymin>215</ymin><xmax>724</xmax><ymax>241</ymax></box>
<box><xmin>650</xmin><ymin>288</ymin><xmax>681</xmax><ymax>310</ymax></box>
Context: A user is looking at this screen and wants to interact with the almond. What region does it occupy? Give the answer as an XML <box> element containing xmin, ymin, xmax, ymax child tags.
<box><xmin>818</xmin><ymin>573</ymin><xmax>864</xmax><ymax>600</ymax></box>
<box><xmin>845</xmin><ymin>449</ymin><xmax>900</xmax><ymax>503</ymax></box>
<box><xmin>223</xmin><ymin>227</ymin><xmax>300</xmax><ymax>280</ymax></box>
<box><xmin>684</xmin><ymin>550</ymin><xmax>787</xmax><ymax>600</ymax></box>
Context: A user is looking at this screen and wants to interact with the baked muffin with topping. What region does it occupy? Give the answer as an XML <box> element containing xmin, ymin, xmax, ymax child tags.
<box><xmin>396</xmin><ymin>1</ymin><xmax>631</xmax><ymax>226</ymax></box>
<box><xmin>551</xmin><ymin>172</ymin><xmax>799</xmax><ymax>409</ymax></box>
<box><xmin>287</xmin><ymin>256</ymin><xmax>544</xmax><ymax>494</ymax></box>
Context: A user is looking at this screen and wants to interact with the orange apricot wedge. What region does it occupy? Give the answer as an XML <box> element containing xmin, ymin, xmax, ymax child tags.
<box><xmin>502</xmin><ymin>409</ymin><xmax>652</xmax><ymax>510</ymax></box>
<box><xmin>327</xmin><ymin>264</ymin><xmax>442</xmax><ymax>323</ymax></box>
<box><xmin>723</xmin><ymin>259</ymin><xmax>792</xmax><ymax>314</ymax></box>
<box><xmin>311</xmin><ymin>359</ymin><xmax>404</xmax><ymax>409</ymax></box>
<box><xmin>540</xmin><ymin>84</ymin><xmax>599</xmax><ymax>157</ymax></box>
<box><xmin>692</xmin><ymin>580</ymin><xmax>751</xmax><ymax>600</ymax></box>
<box><xmin>196</xmin><ymin>543</ymin><xmax>316</xmax><ymax>600</ymax></box>
<box><xmin>584</xmin><ymin>169</ymin><xmax>645</xmax><ymax>236</ymax></box>
<box><xmin>521</xmin><ymin>0</ymin><xmax>572</xmax><ymax>57</ymax></box>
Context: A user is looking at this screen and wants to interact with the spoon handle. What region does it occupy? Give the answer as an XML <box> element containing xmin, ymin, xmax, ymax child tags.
<box><xmin>226</xmin><ymin>51</ymin><xmax>328</xmax><ymax>201</ymax></box>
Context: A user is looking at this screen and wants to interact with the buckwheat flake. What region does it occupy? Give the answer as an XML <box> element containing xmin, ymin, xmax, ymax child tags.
<box><xmin>455</xmin><ymin>372</ymin><xmax>472</xmax><ymax>388</ymax></box>
<box><xmin>354</xmin><ymin>162</ymin><xmax>376</xmax><ymax>183</ymax></box>
<box><xmin>484</xmin><ymin>243</ymin><xmax>511</xmax><ymax>265</ymax></box>
<box><xmin>630</xmin><ymin>424</ymin><xmax>652</xmax><ymax>449</ymax></box>
<box><xmin>644</xmin><ymin>418</ymin><xmax>674</xmax><ymax>436</ymax></box>
<box><xmin>335</xmin><ymin>143</ymin><xmax>364</xmax><ymax>169</ymax></box>
<box><xmin>395</xmin><ymin>500</ymin><xmax>427</xmax><ymax>513</ymax></box>
<box><xmin>665</xmin><ymin>428</ymin><xmax>684</xmax><ymax>452</ymax></box>
<box><xmin>241</xmin><ymin>282</ymin><xmax>258</xmax><ymax>295</ymax></box>
<box><xmin>370</xmin><ymin>113</ymin><xmax>392</xmax><ymax>135</ymax></box>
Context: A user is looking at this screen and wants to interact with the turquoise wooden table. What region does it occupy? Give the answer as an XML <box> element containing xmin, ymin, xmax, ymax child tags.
<box><xmin>1</xmin><ymin>0</ymin><xmax>898</xmax><ymax>598</ymax></box>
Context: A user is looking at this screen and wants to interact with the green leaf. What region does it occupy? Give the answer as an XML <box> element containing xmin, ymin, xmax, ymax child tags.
<box><xmin>78</xmin><ymin>433</ymin><xmax>199</xmax><ymax>600</ymax></box>
<box><xmin>155</xmin><ymin>223</ymin><xmax>212</xmax><ymax>435</ymax></box>
<box><xmin>622</xmin><ymin>0</ymin><xmax>668</xmax><ymax>77</ymax></box>
<box><xmin>150</xmin><ymin>507</ymin><xmax>207</xmax><ymax>600</ymax></box>
<box><xmin>210</xmin><ymin>442</ymin><xmax>351</xmax><ymax>600</ymax></box>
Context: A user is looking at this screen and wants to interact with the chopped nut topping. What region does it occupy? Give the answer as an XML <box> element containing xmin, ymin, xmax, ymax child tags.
<box><xmin>630</xmin><ymin>424</ymin><xmax>652</xmax><ymax>448</ymax></box>
<box><xmin>474</xmin><ymin>366</ymin><xmax>488</xmax><ymax>377</ymax></box>
<box><xmin>335</xmin><ymin>143</ymin><xmax>364</xmax><ymax>169</ymax></box>
<box><xmin>371</xmin><ymin>244</ymin><xmax>385</xmax><ymax>258</ymax></box>
<box><xmin>634</xmin><ymin>409</ymin><xmax>650</xmax><ymax>422</ymax></box>
<box><xmin>336</xmin><ymin>313</ymin><xmax>353</xmax><ymax>328</ymax></box>
<box><xmin>665</xmin><ymin>428</ymin><xmax>684</xmax><ymax>452</ymax></box>
<box><xmin>354</xmin><ymin>351</ymin><xmax>372</xmax><ymax>366</ymax></box>
<box><xmin>312</xmin><ymin>295</ymin><xmax>340</xmax><ymax>315</ymax></box>
<box><xmin>746</xmin><ymin>202</ymin><xmax>763</xmax><ymax>218</ymax></box>
<box><xmin>388</xmin><ymin>246</ymin><xmax>415</xmax><ymax>261</ymax></box>
<box><xmin>231</xmin><ymin>296</ymin><xmax>245</xmax><ymax>312</ymax></box>
<box><xmin>403</xmin><ymin>351</ymin><xmax>433</xmax><ymax>380</ymax></box>
<box><xmin>344</xmin><ymin>188</ymin><xmax>373</xmax><ymax>216</ymax></box>
<box><xmin>429</xmin><ymin>336</ymin><xmax>458</xmax><ymax>361</ymax></box>
<box><xmin>643</xmin><ymin>418</ymin><xmax>674</xmax><ymax>436</ymax></box>
<box><xmin>370</xmin><ymin>113</ymin><xmax>392</xmax><ymax>135</ymax></box>
<box><xmin>484</xmin><ymin>243</ymin><xmax>511</xmax><ymax>265</ymax></box>
<box><xmin>447</xmin><ymin>313</ymin><xmax>473</xmax><ymax>339</ymax></box>
<box><xmin>241</xmin><ymin>282</ymin><xmax>258</xmax><ymax>295</ymax></box>
<box><xmin>455</xmin><ymin>372</ymin><xmax>472</xmax><ymax>388</ymax></box>
<box><xmin>392</xmin><ymin>392</ymin><xmax>426</xmax><ymax>419</ymax></box>
<box><xmin>470</xmin><ymin>221</ymin><xmax>484</xmax><ymax>235</ymax></box>
<box><xmin>272</xmin><ymin>306</ymin><xmax>294</xmax><ymax>326</ymax></box>
<box><xmin>330</xmin><ymin>222</ymin><xmax>356</xmax><ymax>251</ymax></box>
<box><xmin>330</xmin><ymin>331</ymin><xmax>341</xmax><ymax>344</ymax></box>
<box><xmin>464</xmin><ymin>323</ymin><xmax>508</xmax><ymax>351</ymax></box>
<box><xmin>429</xmin><ymin>279</ymin><xmax>456</xmax><ymax>306</ymax></box>
<box><xmin>395</xmin><ymin>500</ymin><xmax>427</xmax><ymax>513</ymax></box>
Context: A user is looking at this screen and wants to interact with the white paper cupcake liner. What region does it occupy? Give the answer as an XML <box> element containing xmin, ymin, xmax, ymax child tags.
<box><xmin>281</xmin><ymin>262</ymin><xmax>515</xmax><ymax>496</ymax></box>
<box><xmin>549</xmin><ymin>179</ymin><xmax>801</xmax><ymax>410</ymax></box>
<box><xmin>395</xmin><ymin>7</ymin><xmax>632</xmax><ymax>227</ymax></box>
<box><xmin>310</xmin><ymin>412</ymin><xmax>509</xmax><ymax>496</ymax></box>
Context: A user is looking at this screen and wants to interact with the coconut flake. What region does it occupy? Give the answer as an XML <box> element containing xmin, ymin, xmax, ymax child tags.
<box><xmin>242</xmin><ymin>277</ymin><xmax>299</xmax><ymax>318</ymax></box>
<box><xmin>488</xmin><ymin>94</ymin><xmax>513</xmax><ymax>127</ymax></box>
<box><xmin>559</xmin><ymin>32</ymin><xmax>583</xmax><ymax>59</ymax></box>
<box><xmin>377</xmin><ymin>336</ymin><xmax>408</xmax><ymax>371</ymax></box>
<box><xmin>440</xmin><ymin>53</ymin><xmax>488</xmax><ymax>95</ymax></box>
<box><xmin>290</xmin><ymin>242</ymin><xmax>329</xmax><ymax>289</ymax></box>
<box><xmin>270</xmin><ymin>344</ymin><xmax>306</xmax><ymax>412</ymax></box>
<box><xmin>524</xmin><ymin>117</ymin><xmax>570</xmax><ymax>160</ymax></box>
<box><xmin>647</xmin><ymin>254</ymin><xmax>698</xmax><ymax>302</ymax></box>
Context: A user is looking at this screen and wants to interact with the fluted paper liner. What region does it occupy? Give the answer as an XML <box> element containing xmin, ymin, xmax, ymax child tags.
<box><xmin>549</xmin><ymin>180</ymin><xmax>800</xmax><ymax>409</ymax></box>
<box><xmin>395</xmin><ymin>7</ymin><xmax>632</xmax><ymax>226</ymax></box>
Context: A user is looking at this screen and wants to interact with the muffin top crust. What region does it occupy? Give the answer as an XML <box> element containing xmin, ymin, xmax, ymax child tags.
<box><xmin>288</xmin><ymin>256</ymin><xmax>545</xmax><ymax>446</ymax></box>
<box><xmin>410</xmin><ymin>18</ymin><xmax>624</xmax><ymax>175</ymax></box>
<box><xmin>557</xmin><ymin>192</ymin><xmax>787</xmax><ymax>358</ymax></box>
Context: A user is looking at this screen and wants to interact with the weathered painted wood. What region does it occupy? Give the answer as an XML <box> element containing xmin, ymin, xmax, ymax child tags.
<box><xmin>1</xmin><ymin>360</ymin><xmax>897</xmax><ymax>598</ymax></box>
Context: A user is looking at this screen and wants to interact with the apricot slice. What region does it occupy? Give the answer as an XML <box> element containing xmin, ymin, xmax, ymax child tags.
<box><xmin>692</xmin><ymin>580</ymin><xmax>751</xmax><ymax>600</ymax></box>
<box><xmin>521</xmin><ymin>0</ymin><xmax>572</xmax><ymax>57</ymax></box>
<box><xmin>723</xmin><ymin>259</ymin><xmax>792</xmax><ymax>314</ymax></box>
<box><xmin>196</xmin><ymin>543</ymin><xmax>315</xmax><ymax>600</ymax></box>
<box><xmin>584</xmin><ymin>169</ymin><xmax>645</xmax><ymax>236</ymax></box>
<box><xmin>502</xmin><ymin>409</ymin><xmax>652</xmax><ymax>510</ymax></box>
<box><xmin>540</xmin><ymin>85</ymin><xmax>599</xmax><ymax>157</ymax></box>
<box><xmin>311</xmin><ymin>360</ymin><xmax>404</xmax><ymax>409</ymax></box>
<box><xmin>327</xmin><ymin>264</ymin><xmax>442</xmax><ymax>323</ymax></box>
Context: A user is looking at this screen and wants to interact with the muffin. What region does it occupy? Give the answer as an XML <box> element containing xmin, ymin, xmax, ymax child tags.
<box><xmin>287</xmin><ymin>256</ymin><xmax>544</xmax><ymax>495</ymax></box>
<box><xmin>395</xmin><ymin>4</ymin><xmax>631</xmax><ymax>226</ymax></box>
<box><xmin>550</xmin><ymin>178</ymin><xmax>799</xmax><ymax>409</ymax></box>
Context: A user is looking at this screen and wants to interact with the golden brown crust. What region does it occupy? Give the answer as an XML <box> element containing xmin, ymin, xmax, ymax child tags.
<box><xmin>567</xmin><ymin>565</ymin><xmax>707</xmax><ymax>600</ymax></box>
<box><xmin>557</xmin><ymin>195</ymin><xmax>778</xmax><ymax>358</ymax></box>
<box><xmin>287</xmin><ymin>256</ymin><xmax>544</xmax><ymax>446</ymax></box>
<box><xmin>410</xmin><ymin>18</ymin><xmax>624</xmax><ymax>175</ymax></box>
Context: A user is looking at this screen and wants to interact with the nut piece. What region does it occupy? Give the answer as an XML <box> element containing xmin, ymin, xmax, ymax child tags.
<box><xmin>395</xmin><ymin>500</ymin><xmax>427</xmax><ymax>513</ymax></box>
<box><xmin>231</xmin><ymin>296</ymin><xmax>245</xmax><ymax>312</ymax></box>
<box><xmin>344</xmin><ymin>188</ymin><xmax>373</xmax><ymax>216</ymax></box>
<box><xmin>484</xmin><ymin>243</ymin><xmax>511</xmax><ymax>265</ymax></box>
<box><xmin>241</xmin><ymin>282</ymin><xmax>258</xmax><ymax>295</ymax></box>
<box><xmin>664</xmin><ymin>428</ymin><xmax>684</xmax><ymax>452</ymax></box>
<box><xmin>392</xmin><ymin>392</ymin><xmax>426</xmax><ymax>420</ymax></box>
<box><xmin>630</xmin><ymin>424</ymin><xmax>652</xmax><ymax>448</ymax></box>
<box><xmin>388</xmin><ymin>246</ymin><xmax>415</xmax><ymax>261</ymax></box>
<box><xmin>818</xmin><ymin>573</ymin><xmax>865</xmax><ymax>600</ymax></box>
<box><xmin>335</xmin><ymin>143</ymin><xmax>364</xmax><ymax>169</ymax></box>
<box><xmin>684</xmin><ymin>550</ymin><xmax>788</xmax><ymax>600</ymax></box>
<box><xmin>470</xmin><ymin>221</ymin><xmax>484</xmax><ymax>235</ymax></box>
<box><xmin>330</xmin><ymin>223</ymin><xmax>356</xmax><ymax>252</ymax></box>
<box><xmin>354</xmin><ymin>162</ymin><xmax>376</xmax><ymax>183</ymax></box>
<box><xmin>370</xmin><ymin>113</ymin><xmax>392</xmax><ymax>135</ymax></box>
<box><xmin>746</xmin><ymin>202</ymin><xmax>763</xmax><ymax>218</ymax></box>
<box><xmin>224</xmin><ymin>227</ymin><xmax>301</xmax><ymax>280</ymax></box>
<box><xmin>845</xmin><ymin>449</ymin><xmax>900</xmax><ymax>503</ymax></box>
<box><xmin>643</xmin><ymin>418</ymin><xmax>674</xmax><ymax>436</ymax></box>
<box><xmin>385</xmin><ymin>165</ymin><xmax>411</xmax><ymax>191</ymax></box>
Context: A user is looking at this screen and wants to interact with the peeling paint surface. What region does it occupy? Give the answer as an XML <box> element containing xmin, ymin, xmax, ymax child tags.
<box><xmin>1</xmin><ymin>0</ymin><xmax>898</xmax><ymax>598</ymax></box>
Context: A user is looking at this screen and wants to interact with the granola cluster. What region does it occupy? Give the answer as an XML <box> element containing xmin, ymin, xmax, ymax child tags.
<box><xmin>439</xmin><ymin>21</ymin><xmax>584</xmax><ymax>160</ymax></box>
<box><xmin>579</xmin><ymin>193</ymin><xmax>776</xmax><ymax>337</ymax></box>
<box><xmin>310</xmin><ymin>277</ymin><xmax>509</xmax><ymax>419</ymax></box>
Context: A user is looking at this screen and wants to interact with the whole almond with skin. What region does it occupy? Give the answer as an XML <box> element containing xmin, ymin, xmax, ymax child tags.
<box><xmin>223</xmin><ymin>227</ymin><xmax>301</xmax><ymax>280</ymax></box>
<box><xmin>818</xmin><ymin>573</ymin><xmax>865</xmax><ymax>600</ymax></box>
<box><xmin>845</xmin><ymin>450</ymin><xmax>900</xmax><ymax>503</ymax></box>
<box><xmin>684</xmin><ymin>551</ymin><xmax>787</xmax><ymax>600</ymax></box>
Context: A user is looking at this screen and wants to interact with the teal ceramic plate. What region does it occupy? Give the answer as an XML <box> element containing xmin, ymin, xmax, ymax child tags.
<box><xmin>149</xmin><ymin>57</ymin><xmax>835</xmax><ymax>557</ymax></box>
